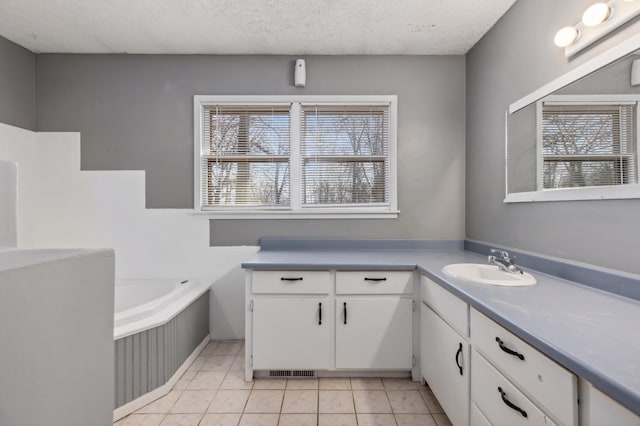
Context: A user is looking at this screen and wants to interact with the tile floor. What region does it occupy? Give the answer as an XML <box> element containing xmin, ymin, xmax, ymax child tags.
<box><xmin>115</xmin><ymin>340</ymin><xmax>453</xmax><ymax>426</ymax></box>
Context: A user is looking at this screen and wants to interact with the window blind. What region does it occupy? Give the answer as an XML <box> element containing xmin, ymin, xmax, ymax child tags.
<box><xmin>541</xmin><ymin>103</ymin><xmax>637</xmax><ymax>189</ymax></box>
<box><xmin>300</xmin><ymin>105</ymin><xmax>390</xmax><ymax>206</ymax></box>
<box><xmin>201</xmin><ymin>105</ymin><xmax>291</xmax><ymax>207</ymax></box>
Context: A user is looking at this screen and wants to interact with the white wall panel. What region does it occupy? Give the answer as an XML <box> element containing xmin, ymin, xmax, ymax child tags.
<box><xmin>0</xmin><ymin>122</ymin><xmax>255</xmax><ymax>339</ymax></box>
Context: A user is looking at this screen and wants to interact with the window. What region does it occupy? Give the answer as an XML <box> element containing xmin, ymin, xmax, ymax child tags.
<box><xmin>539</xmin><ymin>99</ymin><xmax>638</xmax><ymax>191</ymax></box>
<box><xmin>194</xmin><ymin>96</ymin><xmax>397</xmax><ymax>218</ymax></box>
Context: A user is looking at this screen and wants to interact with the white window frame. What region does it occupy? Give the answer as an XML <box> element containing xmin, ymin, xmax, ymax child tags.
<box><xmin>505</xmin><ymin>94</ymin><xmax>640</xmax><ymax>203</ymax></box>
<box><xmin>193</xmin><ymin>95</ymin><xmax>398</xmax><ymax>219</ymax></box>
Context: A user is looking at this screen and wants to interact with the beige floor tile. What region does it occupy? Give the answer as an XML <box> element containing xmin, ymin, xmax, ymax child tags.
<box><xmin>159</xmin><ymin>413</ymin><xmax>203</xmax><ymax>426</ymax></box>
<box><xmin>221</xmin><ymin>370</ymin><xmax>255</xmax><ymax>390</ymax></box>
<box><xmin>418</xmin><ymin>387</ymin><xmax>444</xmax><ymax>414</ymax></box>
<box><xmin>170</xmin><ymin>390</ymin><xmax>216</xmax><ymax>413</ymax></box>
<box><xmin>213</xmin><ymin>341</ymin><xmax>244</xmax><ymax>356</ymax></box>
<box><xmin>136</xmin><ymin>390</ymin><xmax>182</xmax><ymax>414</ymax></box>
<box><xmin>278</xmin><ymin>413</ymin><xmax>317</xmax><ymax>426</ymax></box>
<box><xmin>382</xmin><ymin>378</ymin><xmax>416</xmax><ymax>391</ymax></box>
<box><xmin>286</xmin><ymin>379</ymin><xmax>319</xmax><ymax>390</ymax></box>
<box><xmin>187</xmin><ymin>371</ymin><xmax>226</xmax><ymax>390</ymax></box>
<box><xmin>202</xmin><ymin>356</ymin><xmax>236</xmax><ymax>372</ymax></box>
<box><xmin>200</xmin><ymin>341</ymin><xmax>221</xmax><ymax>356</ymax></box>
<box><xmin>120</xmin><ymin>414</ymin><xmax>165</xmax><ymax>426</ymax></box>
<box><xmin>254</xmin><ymin>378</ymin><xmax>287</xmax><ymax>390</ymax></box>
<box><xmin>353</xmin><ymin>391</ymin><xmax>392</xmax><ymax>414</ymax></box>
<box><xmin>238</xmin><ymin>413</ymin><xmax>279</xmax><ymax>426</ymax></box>
<box><xmin>319</xmin><ymin>378</ymin><xmax>351</xmax><ymax>390</ymax></box>
<box><xmin>244</xmin><ymin>390</ymin><xmax>285</xmax><ymax>413</ymax></box>
<box><xmin>350</xmin><ymin>378</ymin><xmax>384</xmax><ymax>390</ymax></box>
<box><xmin>356</xmin><ymin>413</ymin><xmax>397</xmax><ymax>426</ymax></box>
<box><xmin>174</xmin><ymin>371</ymin><xmax>197</xmax><ymax>390</ymax></box>
<box><xmin>395</xmin><ymin>414</ymin><xmax>437</xmax><ymax>426</ymax></box>
<box><xmin>318</xmin><ymin>391</ymin><xmax>355</xmax><ymax>414</ymax></box>
<box><xmin>199</xmin><ymin>413</ymin><xmax>242</xmax><ymax>426</ymax></box>
<box><xmin>230</xmin><ymin>357</ymin><xmax>245</xmax><ymax>371</ymax></box>
<box><xmin>432</xmin><ymin>413</ymin><xmax>452</xmax><ymax>426</ymax></box>
<box><xmin>207</xmin><ymin>390</ymin><xmax>251</xmax><ymax>413</ymax></box>
<box><xmin>318</xmin><ymin>414</ymin><xmax>357</xmax><ymax>426</ymax></box>
<box><xmin>387</xmin><ymin>391</ymin><xmax>428</xmax><ymax>414</ymax></box>
<box><xmin>281</xmin><ymin>389</ymin><xmax>318</xmax><ymax>413</ymax></box>
<box><xmin>187</xmin><ymin>355</ymin><xmax>209</xmax><ymax>372</ymax></box>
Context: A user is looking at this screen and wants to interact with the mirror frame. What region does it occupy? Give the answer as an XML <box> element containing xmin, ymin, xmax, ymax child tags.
<box><xmin>505</xmin><ymin>32</ymin><xmax>640</xmax><ymax>203</ymax></box>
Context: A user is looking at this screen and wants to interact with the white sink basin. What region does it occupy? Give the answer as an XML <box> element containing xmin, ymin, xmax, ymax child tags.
<box><xmin>442</xmin><ymin>263</ymin><xmax>537</xmax><ymax>287</ymax></box>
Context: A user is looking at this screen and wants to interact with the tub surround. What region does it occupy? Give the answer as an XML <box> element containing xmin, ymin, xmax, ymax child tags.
<box><xmin>242</xmin><ymin>238</ymin><xmax>640</xmax><ymax>417</ymax></box>
<box><xmin>114</xmin><ymin>291</ymin><xmax>210</xmax><ymax>420</ymax></box>
<box><xmin>0</xmin><ymin>248</ymin><xmax>114</xmax><ymax>426</ymax></box>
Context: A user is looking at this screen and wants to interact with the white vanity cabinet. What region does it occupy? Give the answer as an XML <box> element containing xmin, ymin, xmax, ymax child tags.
<box><xmin>250</xmin><ymin>271</ymin><xmax>332</xmax><ymax>371</ymax></box>
<box><xmin>470</xmin><ymin>307</ymin><xmax>578</xmax><ymax>426</ymax></box>
<box><xmin>335</xmin><ymin>271</ymin><xmax>414</xmax><ymax>370</ymax></box>
<box><xmin>580</xmin><ymin>379</ymin><xmax>640</xmax><ymax>426</ymax></box>
<box><xmin>420</xmin><ymin>275</ymin><xmax>470</xmax><ymax>426</ymax></box>
<box><xmin>246</xmin><ymin>269</ymin><xmax>415</xmax><ymax>376</ymax></box>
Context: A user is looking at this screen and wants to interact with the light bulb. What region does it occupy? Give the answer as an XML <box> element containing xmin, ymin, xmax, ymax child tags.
<box><xmin>582</xmin><ymin>3</ymin><xmax>612</xmax><ymax>27</ymax></box>
<box><xmin>554</xmin><ymin>26</ymin><xmax>580</xmax><ymax>47</ymax></box>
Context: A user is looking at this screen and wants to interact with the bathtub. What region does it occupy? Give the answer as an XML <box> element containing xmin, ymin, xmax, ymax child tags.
<box><xmin>113</xmin><ymin>278</ymin><xmax>210</xmax><ymax>420</ymax></box>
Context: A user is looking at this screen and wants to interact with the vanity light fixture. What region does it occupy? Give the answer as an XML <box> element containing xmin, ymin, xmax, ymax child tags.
<box><xmin>554</xmin><ymin>0</ymin><xmax>640</xmax><ymax>57</ymax></box>
<box><xmin>582</xmin><ymin>3</ymin><xmax>612</xmax><ymax>27</ymax></box>
<box><xmin>554</xmin><ymin>27</ymin><xmax>580</xmax><ymax>47</ymax></box>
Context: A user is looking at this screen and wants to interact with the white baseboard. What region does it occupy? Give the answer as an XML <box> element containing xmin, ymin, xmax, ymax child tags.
<box><xmin>113</xmin><ymin>334</ymin><xmax>210</xmax><ymax>421</ymax></box>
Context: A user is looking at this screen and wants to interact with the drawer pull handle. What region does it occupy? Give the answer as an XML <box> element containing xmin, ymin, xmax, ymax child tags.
<box><xmin>496</xmin><ymin>337</ymin><xmax>525</xmax><ymax>360</ymax></box>
<box><xmin>318</xmin><ymin>302</ymin><xmax>322</xmax><ymax>325</ymax></box>
<box><xmin>343</xmin><ymin>302</ymin><xmax>348</xmax><ymax>324</ymax></box>
<box><xmin>455</xmin><ymin>342</ymin><xmax>463</xmax><ymax>375</ymax></box>
<box><xmin>364</xmin><ymin>277</ymin><xmax>387</xmax><ymax>282</ymax></box>
<box><xmin>498</xmin><ymin>387</ymin><xmax>528</xmax><ymax>418</ymax></box>
<box><xmin>281</xmin><ymin>277</ymin><xmax>303</xmax><ymax>281</ymax></box>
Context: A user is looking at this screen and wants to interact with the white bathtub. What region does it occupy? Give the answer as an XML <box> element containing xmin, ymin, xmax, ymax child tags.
<box><xmin>114</xmin><ymin>278</ymin><xmax>209</xmax><ymax>339</ymax></box>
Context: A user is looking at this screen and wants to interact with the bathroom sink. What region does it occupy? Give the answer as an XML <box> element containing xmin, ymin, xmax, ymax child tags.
<box><xmin>442</xmin><ymin>263</ymin><xmax>537</xmax><ymax>287</ymax></box>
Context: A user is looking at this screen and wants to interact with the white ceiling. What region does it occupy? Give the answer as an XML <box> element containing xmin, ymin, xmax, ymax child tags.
<box><xmin>0</xmin><ymin>0</ymin><xmax>516</xmax><ymax>55</ymax></box>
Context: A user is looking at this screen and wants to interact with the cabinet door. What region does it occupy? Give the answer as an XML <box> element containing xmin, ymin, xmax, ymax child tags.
<box><xmin>335</xmin><ymin>297</ymin><xmax>412</xmax><ymax>369</ymax></box>
<box><xmin>252</xmin><ymin>298</ymin><xmax>331</xmax><ymax>370</ymax></box>
<box><xmin>421</xmin><ymin>303</ymin><xmax>469</xmax><ymax>426</ymax></box>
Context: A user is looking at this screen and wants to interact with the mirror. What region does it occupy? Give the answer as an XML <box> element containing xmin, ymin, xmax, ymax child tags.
<box><xmin>506</xmin><ymin>38</ymin><xmax>640</xmax><ymax>202</ymax></box>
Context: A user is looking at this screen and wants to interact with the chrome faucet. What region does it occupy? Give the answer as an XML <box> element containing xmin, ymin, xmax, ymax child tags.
<box><xmin>488</xmin><ymin>249</ymin><xmax>523</xmax><ymax>274</ymax></box>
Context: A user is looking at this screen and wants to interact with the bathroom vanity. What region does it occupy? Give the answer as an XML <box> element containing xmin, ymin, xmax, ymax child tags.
<box><xmin>242</xmin><ymin>239</ymin><xmax>640</xmax><ymax>426</ymax></box>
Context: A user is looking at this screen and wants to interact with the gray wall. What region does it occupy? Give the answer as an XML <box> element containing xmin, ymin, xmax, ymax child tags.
<box><xmin>0</xmin><ymin>36</ymin><xmax>35</xmax><ymax>130</ymax></box>
<box><xmin>35</xmin><ymin>55</ymin><xmax>466</xmax><ymax>245</ymax></box>
<box><xmin>466</xmin><ymin>0</ymin><xmax>640</xmax><ymax>274</ymax></box>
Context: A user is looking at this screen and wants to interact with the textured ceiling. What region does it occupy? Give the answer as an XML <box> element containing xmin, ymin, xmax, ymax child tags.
<box><xmin>0</xmin><ymin>0</ymin><xmax>516</xmax><ymax>55</ymax></box>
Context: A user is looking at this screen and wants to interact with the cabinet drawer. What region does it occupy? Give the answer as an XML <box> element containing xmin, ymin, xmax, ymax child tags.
<box><xmin>470</xmin><ymin>308</ymin><xmax>577</xmax><ymax>426</ymax></box>
<box><xmin>336</xmin><ymin>271</ymin><xmax>413</xmax><ymax>294</ymax></box>
<box><xmin>421</xmin><ymin>275</ymin><xmax>468</xmax><ymax>336</ymax></box>
<box><xmin>252</xmin><ymin>270</ymin><xmax>331</xmax><ymax>294</ymax></box>
<box><xmin>472</xmin><ymin>349</ymin><xmax>552</xmax><ymax>426</ymax></box>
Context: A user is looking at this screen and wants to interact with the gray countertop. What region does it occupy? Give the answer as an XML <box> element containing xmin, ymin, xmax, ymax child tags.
<box><xmin>243</xmin><ymin>247</ymin><xmax>640</xmax><ymax>416</ymax></box>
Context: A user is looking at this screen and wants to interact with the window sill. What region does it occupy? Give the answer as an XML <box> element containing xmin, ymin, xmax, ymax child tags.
<box><xmin>504</xmin><ymin>184</ymin><xmax>640</xmax><ymax>203</ymax></box>
<box><xmin>191</xmin><ymin>209</ymin><xmax>400</xmax><ymax>220</ymax></box>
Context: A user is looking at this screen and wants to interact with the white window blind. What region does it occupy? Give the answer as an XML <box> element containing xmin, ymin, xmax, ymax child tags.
<box><xmin>541</xmin><ymin>103</ymin><xmax>637</xmax><ymax>189</ymax></box>
<box><xmin>201</xmin><ymin>105</ymin><xmax>291</xmax><ymax>208</ymax></box>
<box><xmin>300</xmin><ymin>105</ymin><xmax>390</xmax><ymax>206</ymax></box>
